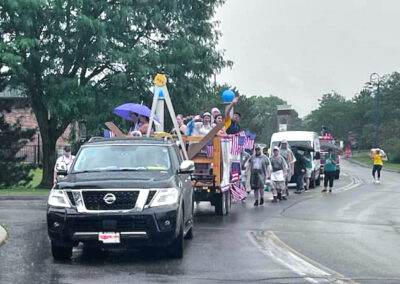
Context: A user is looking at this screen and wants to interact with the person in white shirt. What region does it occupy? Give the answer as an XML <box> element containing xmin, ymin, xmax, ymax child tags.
<box><xmin>210</xmin><ymin>107</ymin><xmax>220</xmax><ymax>124</ymax></box>
<box><xmin>53</xmin><ymin>146</ymin><xmax>75</xmax><ymax>184</ymax></box>
<box><xmin>270</xmin><ymin>146</ymin><xmax>288</xmax><ymax>202</ymax></box>
<box><xmin>192</xmin><ymin>112</ymin><xmax>212</xmax><ymax>136</ymax></box>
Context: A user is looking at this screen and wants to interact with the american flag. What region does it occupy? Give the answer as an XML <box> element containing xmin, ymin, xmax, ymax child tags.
<box><xmin>230</xmin><ymin>182</ymin><xmax>247</xmax><ymax>202</ymax></box>
<box><xmin>230</xmin><ymin>162</ymin><xmax>240</xmax><ymax>182</ymax></box>
<box><xmin>206</xmin><ymin>141</ymin><xmax>213</xmax><ymax>158</ymax></box>
<box><xmin>244</xmin><ymin>131</ymin><xmax>256</xmax><ymax>150</ymax></box>
<box><xmin>104</xmin><ymin>129</ymin><xmax>116</xmax><ymax>138</ymax></box>
<box><xmin>230</xmin><ymin>136</ymin><xmax>242</xmax><ymax>155</ymax></box>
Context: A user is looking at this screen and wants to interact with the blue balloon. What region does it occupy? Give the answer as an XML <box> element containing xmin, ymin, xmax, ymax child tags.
<box><xmin>221</xmin><ymin>89</ymin><xmax>235</xmax><ymax>103</ymax></box>
<box><xmin>153</xmin><ymin>87</ymin><xmax>164</xmax><ymax>98</ymax></box>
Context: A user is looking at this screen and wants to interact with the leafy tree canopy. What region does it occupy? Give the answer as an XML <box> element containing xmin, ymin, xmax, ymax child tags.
<box><xmin>0</xmin><ymin>0</ymin><xmax>230</xmax><ymax>187</ymax></box>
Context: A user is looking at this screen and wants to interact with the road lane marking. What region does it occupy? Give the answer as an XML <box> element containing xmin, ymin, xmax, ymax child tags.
<box><xmin>249</xmin><ymin>230</ymin><xmax>358</xmax><ymax>284</ymax></box>
<box><xmin>334</xmin><ymin>176</ymin><xmax>362</xmax><ymax>193</ymax></box>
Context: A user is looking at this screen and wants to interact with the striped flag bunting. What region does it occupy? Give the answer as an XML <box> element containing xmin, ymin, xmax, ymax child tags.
<box><xmin>206</xmin><ymin>141</ymin><xmax>213</xmax><ymax>158</ymax></box>
<box><xmin>230</xmin><ymin>182</ymin><xmax>247</xmax><ymax>202</ymax></box>
<box><xmin>230</xmin><ymin>162</ymin><xmax>240</xmax><ymax>182</ymax></box>
<box><xmin>104</xmin><ymin>129</ymin><xmax>116</xmax><ymax>138</ymax></box>
<box><xmin>231</xmin><ymin>131</ymin><xmax>255</xmax><ymax>153</ymax></box>
<box><xmin>230</xmin><ymin>184</ymin><xmax>241</xmax><ymax>202</ymax></box>
<box><xmin>243</xmin><ymin>131</ymin><xmax>256</xmax><ymax>150</ymax></box>
<box><xmin>230</xmin><ymin>136</ymin><xmax>242</xmax><ymax>155</ymax></box>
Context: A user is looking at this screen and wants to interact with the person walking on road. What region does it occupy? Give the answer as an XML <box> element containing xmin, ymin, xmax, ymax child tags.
<box><xmin>321</xmin><ymin>149</ymin><xmax>338</xmax><ymax>193</ymax></box>
<box><xmin>279</xmin><ymin>140</ymin><xmax>296</xmax><ymax>196</ymax></box>
<box><xmin>270</xmin><ymin>146</ymin><xmax>288</xmax><ymax>202</ymax></box>
<box><xmin>303</xmin><ymin>150</ymin><xmax>312</xmax><ymax>191</ymax></box>
<box><xmin>293</xmin><ymin>149</ymin><xmax>307</xmax><ymax>194</ymax></box>
<box><xmin>370</xmin><ymin>148</ymin><xmax>387</xmax><ymax>183</ymax></box>
<box><xmin>249</xmin><ymin>145</ymin><xmax>271</xmax><ymax>206</ymax></box>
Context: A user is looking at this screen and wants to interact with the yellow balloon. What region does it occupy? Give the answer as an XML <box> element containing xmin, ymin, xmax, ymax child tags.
<box><xmin>154</xmin><ymin>73</ymin><xmax>167</xmax><ymax>87</ymax></box>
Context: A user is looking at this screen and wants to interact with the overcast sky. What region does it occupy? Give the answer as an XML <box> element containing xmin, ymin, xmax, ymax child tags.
<box><xmin>215</xmin><ymin>0</ymin><xmax>400</xmax><ymax>117</ymax></box>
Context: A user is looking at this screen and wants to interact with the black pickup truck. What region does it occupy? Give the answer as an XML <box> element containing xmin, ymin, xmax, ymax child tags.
<box><xmin>47</xmin><ymin>137</ymin><xmax>194</xmax><ymax>260</ymax></box>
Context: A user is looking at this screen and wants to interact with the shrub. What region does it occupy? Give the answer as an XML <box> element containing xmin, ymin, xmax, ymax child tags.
<box><xmin>381</xmin><ymin>137</ymin><xmax>400</xmax><ymax>163</ymax></box>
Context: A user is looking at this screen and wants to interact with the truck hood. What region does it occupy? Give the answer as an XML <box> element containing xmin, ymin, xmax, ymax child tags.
<box><xmin>57</xmin><ymin>171</ymin><xmax>176</xmax><ymax>189</ymax></box>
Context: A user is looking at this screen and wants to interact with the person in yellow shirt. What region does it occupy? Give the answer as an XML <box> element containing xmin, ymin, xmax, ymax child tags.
<box><xmin>369</xmin><ymin>149</ymin><xmax>385</xmax><ymax>183</ymax></box>
<box><xmin>212</xmin><ymin>96</ymin><xmax>239</xmax><ymax>136</ymax></box>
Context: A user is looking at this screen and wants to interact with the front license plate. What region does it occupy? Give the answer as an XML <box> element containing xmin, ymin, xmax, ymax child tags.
<box><xmin>98</xmin><ymin>232</ymin><xmax>120</xmax><ymax>244</ymax></box>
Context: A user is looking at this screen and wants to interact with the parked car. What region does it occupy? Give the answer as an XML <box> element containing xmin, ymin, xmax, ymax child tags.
<box><xmin>47</xmin><ymin>137</ymin><xmax>194</xmax><ymax>260</ymax></box>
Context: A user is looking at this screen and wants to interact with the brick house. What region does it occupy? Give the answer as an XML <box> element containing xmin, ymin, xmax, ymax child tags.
<box><xmin>1</xmin><ymin>88</ymin><xmax>78</xmax><ymax>163</ymax></box>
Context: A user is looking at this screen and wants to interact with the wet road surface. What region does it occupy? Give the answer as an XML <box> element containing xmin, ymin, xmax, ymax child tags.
<box><xmin>0</xmin><ymin>160</ymin><xmax>399</xmax><ymax>284</ymax></box>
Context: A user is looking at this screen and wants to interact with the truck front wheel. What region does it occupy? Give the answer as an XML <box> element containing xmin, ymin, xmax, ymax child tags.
<box><xmin>51</xmin><ymin>241</ymin><xmax>72</xmax><ymax>261</ymax></box>
<box><xmin>167</xmin><ymin>211</ymin><xmax>184</xmax><ymax>259</ymax></box>
<box><xmin>214</xmin><ymin>192</ymin><xmax>227</xmax><ymax>215</ymax></box>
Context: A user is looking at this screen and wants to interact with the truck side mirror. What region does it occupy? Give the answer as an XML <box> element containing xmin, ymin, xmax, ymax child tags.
<box><xmin>179</xmin><ymin>160</ymin><xmax>195</xmax><ymax>174</ymax></box>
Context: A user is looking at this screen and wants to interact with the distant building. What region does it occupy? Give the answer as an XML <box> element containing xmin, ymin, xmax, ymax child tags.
<box><xmin>277</xmin><ymin>105</ymin><xmax>293</xmax><ymax>132</ymax></box>
<box><xmin>0</xmin><ymin>87</ymin><xmax>78</xmax><ymax>163</ymax></box>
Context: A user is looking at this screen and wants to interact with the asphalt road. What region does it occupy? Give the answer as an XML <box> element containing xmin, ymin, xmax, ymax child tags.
<box><xmin>0</xmin><ymin>160</ymin><xmax>399</xmax><ymax>284</ymax></box>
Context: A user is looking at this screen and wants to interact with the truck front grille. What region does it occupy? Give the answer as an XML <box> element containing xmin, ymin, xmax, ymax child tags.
<box><xmin>82</xmin><ymin>191</ymin><xmax>139</xmax><ymax>210</ymax></box>
<box><xmin>73</xmin><ymin>218</ymin><xmax>148</xmax><ymax>232</ymax></box>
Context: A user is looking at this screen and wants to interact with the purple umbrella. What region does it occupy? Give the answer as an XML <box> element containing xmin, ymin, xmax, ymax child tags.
<box><xmin>113</xmin><ymin>103</ymin><xmax>160</xmax><ymax>124</ymax></box>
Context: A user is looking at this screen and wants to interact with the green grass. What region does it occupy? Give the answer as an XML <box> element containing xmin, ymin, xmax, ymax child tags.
<box><xmin>0</xmin><ymin>168</ymin><xmax>49</xmax><ymax>196</ymax></box>
<box><xmin>28</xmin><ymin>168</ymin><xmax>43</xmax><ymax>188</ymax></box>
<box><xmin>351</xmin><ymin>150</ymin><xmax>400</xmax><ymax>171</ymax></box>
<box><xmin>0</xmin><ymin>187</ymin><xmax>49</xmax><ymax>195</ymax></box>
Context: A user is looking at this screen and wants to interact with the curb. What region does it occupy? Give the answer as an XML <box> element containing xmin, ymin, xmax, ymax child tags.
<box><xmin>346</xmin><ymin>158</ymin><xmax>400</xmax><ymax>173</ymax></box>
<box><xmin>0</xmin><ymin>195</ymin><xmax>48</xmax><ymax>201</ymax></box>
<box><xmin>0</xmin><ymin>224</ymin><xmax>7</xmax><ymax>247</ymax></box>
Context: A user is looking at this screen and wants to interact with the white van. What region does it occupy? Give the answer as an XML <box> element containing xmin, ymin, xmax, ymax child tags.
<box><xmin>269</xmin><ymin>131</ymin><xmax>321</xmax><ymax>188</ymax></box>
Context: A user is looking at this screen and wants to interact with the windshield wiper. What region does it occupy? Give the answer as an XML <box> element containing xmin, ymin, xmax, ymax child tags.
<box><xmin>72</xmin><ymin>170</ymin><xmax>103</xmax><ymax>174</ymax></box>
<box><xmin>107</xmin><ymin>167</ymin><xmax>147</xmax><ymax>171</ymax></box>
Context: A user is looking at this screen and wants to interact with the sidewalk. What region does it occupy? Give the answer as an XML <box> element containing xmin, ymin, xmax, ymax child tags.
<box><xmin>0</xmin><ymin>224</ymin><xmax>7</xmax><ymax>247</ymax></box>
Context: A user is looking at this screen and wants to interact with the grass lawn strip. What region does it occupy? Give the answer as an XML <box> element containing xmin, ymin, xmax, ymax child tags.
<box><xmin>350</xmin><ymin>150</ymin><xmax>400</xmax><ymax>171</ymax></box>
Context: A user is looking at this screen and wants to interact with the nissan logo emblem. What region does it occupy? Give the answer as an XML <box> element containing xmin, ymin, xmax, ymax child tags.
<box><xmin>103</xmin><ymin>193</ymin><xmax>116</xmax><ymax>205</ymax></box>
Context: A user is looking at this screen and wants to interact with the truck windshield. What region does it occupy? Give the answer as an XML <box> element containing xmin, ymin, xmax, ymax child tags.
<box><xmin>72</xmin><ymin>145</ymin><xmax>171</xmax><ymax>173</ymax></box>
<box><xmin>320</xmin><ymin>140</ymin><xmax>334</xmax><ymax>151</ymax></box>
<box><xmin>271</xmin><ymin>140</ymin><xmax>311</xmax><ymax>148</ymax></box>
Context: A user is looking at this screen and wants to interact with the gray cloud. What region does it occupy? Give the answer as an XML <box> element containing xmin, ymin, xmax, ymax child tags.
<box><xmin>215</xmin><ymin>0</ymin><xmax>400</xmax><ymax>116</ymax></box>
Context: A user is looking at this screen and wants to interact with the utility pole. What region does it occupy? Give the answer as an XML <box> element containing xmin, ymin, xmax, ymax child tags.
<box><xmin>370</xmin><ymin>73</ymin><xmax>381</xmax><ymax>147</ymax></box>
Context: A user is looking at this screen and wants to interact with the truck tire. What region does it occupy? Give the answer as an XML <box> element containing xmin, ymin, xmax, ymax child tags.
<box><xmin>215</xmin><ymin>192</ymin><xmax>227</xmax><ymax>215</ymax></box>
<box><xmin>185</xmin><ymin>226</ymin><xmax>194</xmax><ymax>240</ymax></box>
<box><xmin>225</xmin><ymin>190</ymin><xmax>231</xmax><ymax>214</ymax></box>
<box><xmin>51</xmin><ymin>241</ymin><xmax>72</xmax><ymax>261</ymax></box>
<box><xmin>167</xmin><ymin>211</ymin><xmax>184</xmax><ymax>259</ymax></box>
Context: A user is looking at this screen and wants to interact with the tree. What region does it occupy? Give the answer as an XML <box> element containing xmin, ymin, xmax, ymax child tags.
<box><xmin>235</xmin><ymin>95</ymin><xmax>289</xmax><ymax>144</ymax></box>
<box><xmin>0</xmin><ymin>0</ymin><xmax>229</xmax><ymax>187</ymax></box>
<box><xmin>306</xmin><ymin>92</ymin><xmax>353</xmax><ymax>141</ymax></box>
<box><xmin>0</xmin><ymin>100</ymin><xmax>35</xmax><ymax>187</ymax></box>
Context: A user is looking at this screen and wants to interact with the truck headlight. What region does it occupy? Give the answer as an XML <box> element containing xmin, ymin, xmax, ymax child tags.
<box><xmin>48</xmin><ymin>190</ymin><xmax>71</xmax><ymax>208</ymax></box>
<box><xmin>150</xmin><ymin>188</ymin><xmax>179</xmax><ymax>207</ymax></box>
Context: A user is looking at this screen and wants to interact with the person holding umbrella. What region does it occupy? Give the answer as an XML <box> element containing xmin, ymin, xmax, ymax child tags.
<box><xmin>293</xmin><ymin>149</ymin><xmax>307</xmax><ymax>194</ymax></box>
<box><xmin>113</xmin><ymin>103</ymin><xmax>160</xmax><ymax>135</ymax></box>
<box><xmin>321</xmin><ymin>148</ymin><xmax>338</xmax><ymax>193</ymax></box>
<box><xmin>138</xmin><ymin>115</ymin><xmax>153</xmax><ymax>135</ymax></box>
<box><xmin>129</xmin><ymin>112</ymin><xmax>141</xmax><ymax>132</ymax></box>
